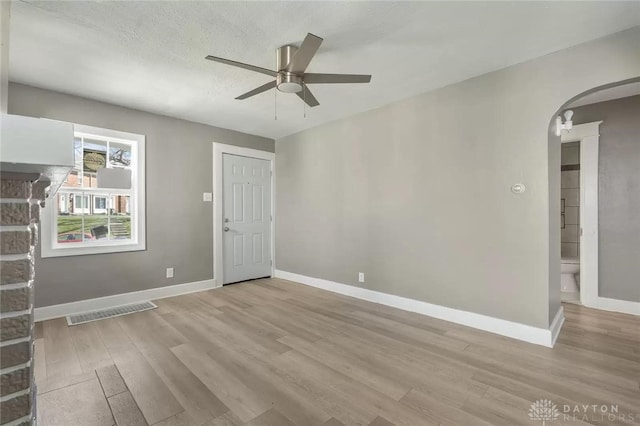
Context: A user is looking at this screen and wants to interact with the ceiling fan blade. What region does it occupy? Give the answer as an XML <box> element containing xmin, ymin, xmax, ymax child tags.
<box><xmin>304</xmin><ymin>73</ymin><xmax>372</xmax><ymax>84</ymax></box>
<box><xmin>205</xmin><ymin>55</ymin><xmax>277</xmax><ymax>77</ymax></box>
<box><xmin>235</xmin><ymin>80</ymin><xmax>277</xmax><ymax>100</ymax></box>
<box><xmin>286</xmin><ymin>33</ymin><xmax>323</xmax><ymax>74</ymax></box>
<box><xmin>296</xmin><ymin>86</ymin><xmax>320</xmax><ymax>108</ymax></box>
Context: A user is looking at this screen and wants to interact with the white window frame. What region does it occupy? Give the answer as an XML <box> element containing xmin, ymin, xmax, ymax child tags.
<box><xmin>41</xmin><ymin>124</ymin><xmax>146</xmax><ymax>257</ymax></box>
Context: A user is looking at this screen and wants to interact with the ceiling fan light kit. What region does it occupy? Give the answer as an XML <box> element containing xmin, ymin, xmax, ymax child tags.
<box><xmin>275</xmin><ymin>45</ymin><xmax>302</xmax><ymax>93</ymax></box>
<box><xmin>205</xmin><ymin>33</ymin><xmax>372</xmax><ymax>109</ymax></box>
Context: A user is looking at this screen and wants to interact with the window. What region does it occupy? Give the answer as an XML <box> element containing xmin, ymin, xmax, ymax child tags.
<box><xmin>94</xmin><ymin>196</ymin><xmax>106</xmax><ymax>211</ymax></box>
<box><xmin>41</xmin><ymin>124</ymin><xmax>146</xmax><ymax>257</ymax></box>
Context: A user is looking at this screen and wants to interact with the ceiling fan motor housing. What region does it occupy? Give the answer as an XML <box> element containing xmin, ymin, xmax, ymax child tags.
<box><xmin>276</xmin><ymin>45</ymin><xmax>303</xmax><ymax>93</ymax></box>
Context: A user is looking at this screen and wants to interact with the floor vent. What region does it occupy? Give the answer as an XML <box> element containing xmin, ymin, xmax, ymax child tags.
<box><xmin>66</xmin><ymin>301</ymin><xmax>157</xmax><ymax>326</ymax></box>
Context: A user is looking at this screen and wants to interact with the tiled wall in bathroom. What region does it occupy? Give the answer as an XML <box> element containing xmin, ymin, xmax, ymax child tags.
<box><xmin>561</xmin><ymin>142</ymin><xmax>580</xmax><ymax>258</ymax></box>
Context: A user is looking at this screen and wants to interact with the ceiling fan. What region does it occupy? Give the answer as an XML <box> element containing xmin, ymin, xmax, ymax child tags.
<box><xmin>205</xmin><ymin>33</ymin><xmax>371</xmax><ymax>107</ymax></box>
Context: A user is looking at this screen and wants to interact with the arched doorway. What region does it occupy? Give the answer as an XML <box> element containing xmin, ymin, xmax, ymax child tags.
<box><xmin>548</xmin><ymin>77</ymin><xmax>640</xmax><ymax>320</ymax></box>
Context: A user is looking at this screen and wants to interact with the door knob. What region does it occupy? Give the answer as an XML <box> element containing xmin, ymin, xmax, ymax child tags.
<box><xmin>224</xmin><ymin>227</ymin><xmax>230</xmax><ymax>232</ymax></box>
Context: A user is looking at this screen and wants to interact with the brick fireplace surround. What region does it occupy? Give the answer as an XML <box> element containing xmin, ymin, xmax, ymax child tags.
<box><xmin>1</xmin><ymin>173</ymin><xmax>50</xmax><ymax>426</ymax></box>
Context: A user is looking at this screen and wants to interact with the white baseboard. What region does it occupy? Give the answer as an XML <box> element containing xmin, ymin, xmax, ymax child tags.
<box><xmin>34</xmin><ymin>278</ymin><xmax>219</xmax><ymax>322</ymax></box>
<box><xmin>275</xmin><ymin>269</ymin><xmax>563</xmax><ymax>348</ymax></box>
<box><xmin>549</xmin><ymin>306</ymin><xmax>565</xmax><ymax>347</ymax></box>
<box><xmin>585</xmin><ymin>296</ymin><xmax>640</xmax><ymax>316</ymax></box>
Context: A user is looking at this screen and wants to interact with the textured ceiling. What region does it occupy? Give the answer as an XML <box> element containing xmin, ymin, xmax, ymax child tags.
<box><xmin>9</xmin><ymin>1</ymin><xmax>640</xmax><ymax>139</ymax></box>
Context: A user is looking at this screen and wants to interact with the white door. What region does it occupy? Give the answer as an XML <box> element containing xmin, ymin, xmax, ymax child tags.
<box><xmin>222</xmin><ymin>154</ymin><xmax>271</xmax><ymax>284</ymax></box>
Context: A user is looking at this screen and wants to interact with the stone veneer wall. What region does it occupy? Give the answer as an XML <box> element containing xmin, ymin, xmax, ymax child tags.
<box><xmin>0</xmin><ymin>173</ymin><xmax>49</xmax><ymax>426</ymax></box>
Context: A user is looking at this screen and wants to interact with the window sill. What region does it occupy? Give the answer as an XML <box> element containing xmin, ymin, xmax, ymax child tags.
<box><xmin>41</xmin><ymin>241</ymin><xmax>146</xmax><ymax>258</ymax></box>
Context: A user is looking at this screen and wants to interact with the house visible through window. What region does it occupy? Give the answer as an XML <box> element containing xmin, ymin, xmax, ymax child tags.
<box><xmin>41</xmin><ymin>124</ymin><xmax>146</xmax><ymax>257</ymax></box>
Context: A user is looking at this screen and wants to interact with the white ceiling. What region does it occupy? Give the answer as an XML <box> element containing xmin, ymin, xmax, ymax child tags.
<box><xmin>9</xmin><ymin>1</ymin><xmax>640</xmax><ymax>139</ymax></box>
<box><xmin>568</xmin><ymin>82</ymin><xmax>640</xmax><ymax>108</ymax></box>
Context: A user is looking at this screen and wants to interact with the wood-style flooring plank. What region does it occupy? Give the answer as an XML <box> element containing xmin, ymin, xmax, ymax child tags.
<box><xmin>108</xmin><ymin>390</ymin><xmax>148</xmax><ymax>426</ymax></box>
<box><xmin>33</xmin><ymin>338</ymin><xmax>47</xmax><ymax>386</ymax></box>
<box><xmin>277</xmin><ymin>334</ymin><xmax>411</xmax><ymax>400</ymax></box>
<box><xmin>214</xmin><ymin>306</ymin><xmax>291</xmax><ymax>354</ymax></box>
<box><xmin>245</xmin><ymin>408</ymin><xmax>295</xmax><ymax>426</ymax></box>
<box><xmin>400</xmin><ymin>388</ymin><xmax>494</xmax><ymax>426</ymax></box>
<box><xmin>186</xmin><ymin>331</ymin><xmax>333</xmax><ymax>425</ymax></box>
<box><xmin>36</xmin><ymin>377</ymin><xmax>114</xmax><ymax>426</ymax></box>
<box><xmin>245</xmin><ymin>304</ymin><xmax>325</xmax><ymax>343</ymax></box>
<box><xmin>111</xmin><ymin>346</ymin><xmax>184</xmax><ymax>425</ymax></box>
<box><xmin>125</xmin><ymin>326</ymin><xmax>229</xmax><ymax>424</ymax></box>
<box><xmin>368</xmin><ymin>416</ymin><xmax>396</xmax><ymax>426</ymax></box>
<box><xmin>34</xmin><ymin>321</ymin><xmax>44</xmax><ymax>339</ymax></box>
<box><xmin>36</xmin><ymin>370</ymin><xmax>97</xmax><ymax>395</ymax></box>
<box><xmin>171</xmin><ymin>343</ymin><xmax>271</xmax><ymax>423</ymax></box>
<box><xmin>278</xmin><ymin>350</ymin><xmax>436</xmax><ymax>426</ymax></box>
<box><xmin>94</xmin><ymin>315</ymin><xmax>135</xmax><ymax>356</ymax></box>
<box><xmin>322</xmin><ymin>418</ymin><xmax>346</xmax><ymax>426</ymax></box>
<box><xmin>151</xmin><ymin>411</ymin><xmax>207</xmax><ymax>426</ymax></box>
<box><xmin>96</xmin><ymin>364</ymin><xmax>127</xmax><ymax>398</ymax></box>
<box><xmin>42</xmin><ymin>318</ymin><xmax>83</xmax><ymax>381</ymax></box>
<box><xmin>69</xmin><ymin>322</ymin><xmax>113</xmax><ymax>373</ymax></box>
<box><xmin>210</xmin><ymin>411</ymin><xmax>245</xmax><ymax>426</ymax></box>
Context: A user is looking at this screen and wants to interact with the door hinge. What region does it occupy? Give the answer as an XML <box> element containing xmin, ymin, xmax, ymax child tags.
<box><xmin>270</xmin><ymin>260</ymin><xmax>273</xmax><ymax>266</ymax></box>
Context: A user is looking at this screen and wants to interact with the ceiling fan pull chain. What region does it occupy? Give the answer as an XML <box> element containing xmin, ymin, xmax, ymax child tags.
<box><xmin>274</xmin><ymin>84</ymin><xmax>278</xmax><ymax>121</ymax></box>
<box><xmin>303</xmin><ymin>85</ymin><xmax>307</xmax><ymax>119</ymax></box>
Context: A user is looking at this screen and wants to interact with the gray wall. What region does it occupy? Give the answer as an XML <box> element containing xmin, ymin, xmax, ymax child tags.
<box><xmin>572</xmin><ymin>95</ymin><xmax>640</xmax><ymax>303</ymax></box>
<box><xmin>8</xmin><ymin>83</ymin><xmax>274</xmax><ymax>307</ymax></box>
<box><xmin>276</xmin><ymin>27</ymin><xmax>640</xmax><ymax>329</ymax></box>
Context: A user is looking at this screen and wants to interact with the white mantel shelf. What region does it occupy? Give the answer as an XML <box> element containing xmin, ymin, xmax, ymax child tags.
<box><xmin>1</xmin><ymin>114</ymin><xmax>75</xmax><ymax>196</ymax></box>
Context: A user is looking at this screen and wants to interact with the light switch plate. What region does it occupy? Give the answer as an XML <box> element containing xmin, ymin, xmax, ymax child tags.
<box><xmin>203</xmin><ymin>192</ymin><xmax>213</xmax><ymax>202</ymax></box>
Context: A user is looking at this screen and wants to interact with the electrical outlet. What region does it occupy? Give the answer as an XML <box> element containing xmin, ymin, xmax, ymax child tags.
<box><xmin>358</xmin><ymin>272</ymin><xmax>365</xmax><ymax>283</ymax></box>
<box><xmin>166</xmin><ymin>267</ymin><xmax>174</xmax><ymax>278</ymax></box>
<box><xmin>203</xmin><ymin>192</ymin><xmax>213</xmax><ymax>202</ymax></box>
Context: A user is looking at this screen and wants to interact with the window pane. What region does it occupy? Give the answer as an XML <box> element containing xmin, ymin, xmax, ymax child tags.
<box><xmin>109</xmin><ymin>142</ymin><xmax>132</xmax><ymax>169</ymax></box>
<box><xmin>75</xmin><ymin>193</ymin><xmax>109</xmax><ymax>240</ymax></box>
<box><xmin>84</xmin><ymin>213</ymin><xmax>109</xmax><ymax>241</ymax></box>
<box><xmin>63</xmin><ymin>138</ymin><xmax>84</xmax><ymax>188</ymax></box>
<box><xmin>82</xmin><ymin>139</ymin><xmax>108</xmax><ymax>188</ymax></box>
<box><xmin>57</xmin><ymin>192</ymin><xmax>89</xmax><ymax>244</ymax></box>
<box><xmin>109</xmin><ymin>195</ymin><xmax>131</xmax><ymax>240</ymax></box>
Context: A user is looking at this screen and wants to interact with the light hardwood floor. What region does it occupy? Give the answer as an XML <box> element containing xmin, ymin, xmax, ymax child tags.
<box><xmin>35</xmin><ymin>278</ymin><xmax>640</xmax><ymax>426</ymax></box>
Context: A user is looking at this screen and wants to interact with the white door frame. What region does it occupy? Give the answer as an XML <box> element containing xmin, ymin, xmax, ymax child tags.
<box><xmin>213</xmin><ymin>143</ymin><xmax>275</xmax><ymax>287</ymax></box>
<box><xmin>561</xmin><ymin>122</ymin><xmax>600</xmax><ymax>308</ymax></box>
<box><xmin>561</xmin><ymin>122</ymin><xmax>639</xmax><ymax>315</ymax></box>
